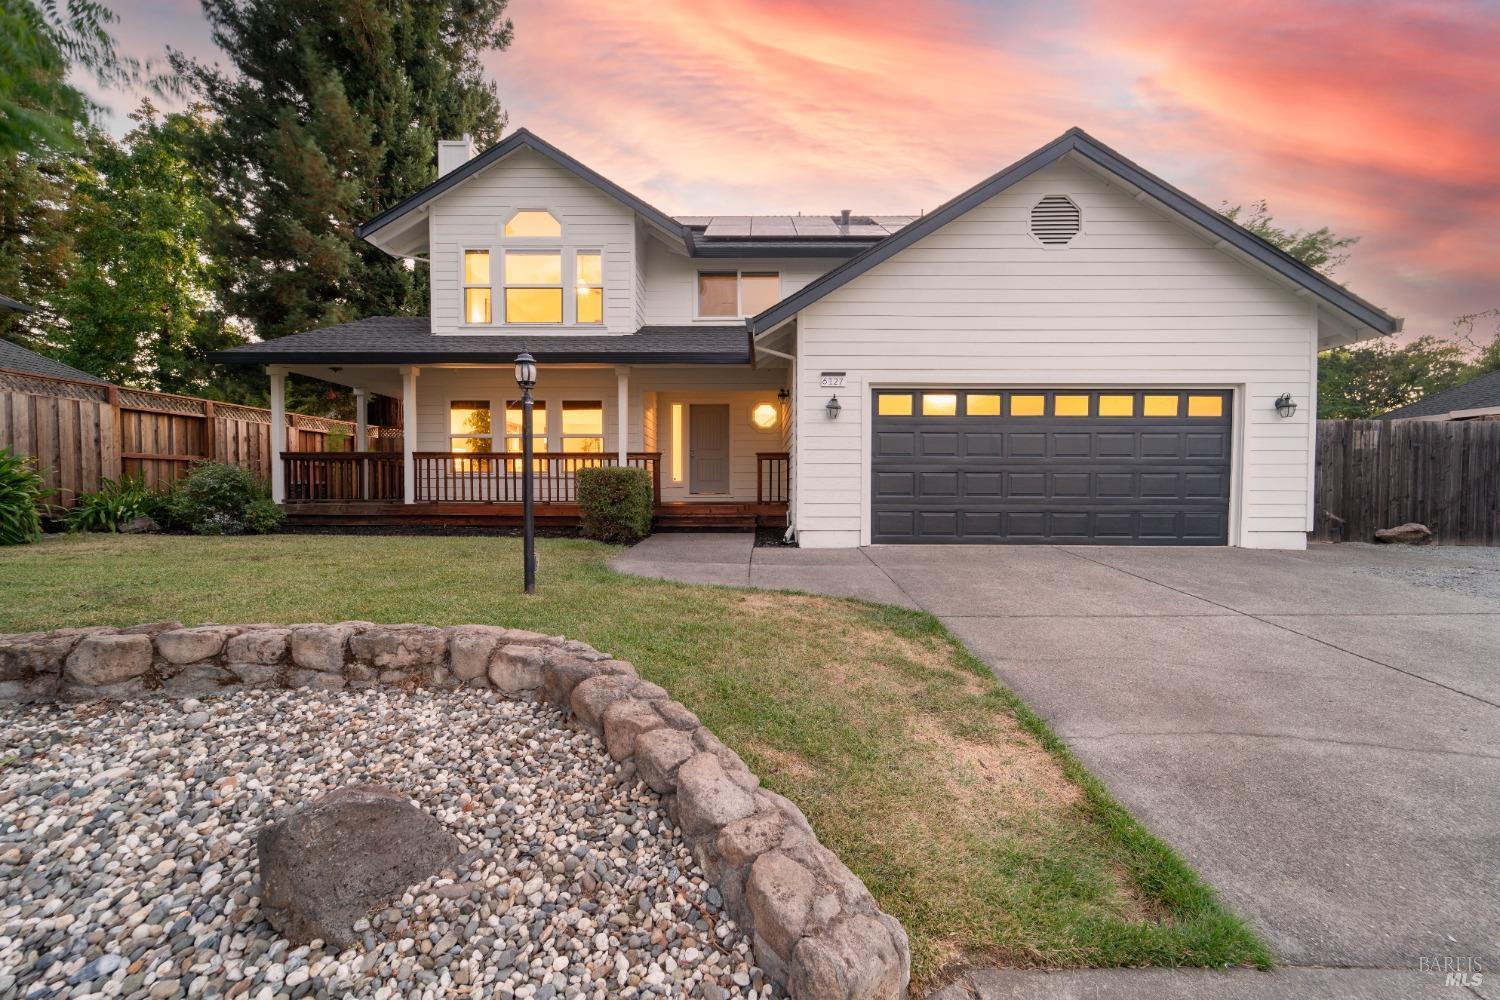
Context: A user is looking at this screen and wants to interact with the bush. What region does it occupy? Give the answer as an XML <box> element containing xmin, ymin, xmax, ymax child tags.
<box><xmin>0</xmin><ymin>449</ymin><xmax>49</xmax><ymax>545</ymax></box>
<box><xmin>576</xmin><ymin>466</ymin><xmax>653</xmax><ymax>544</ymax></box>
<box><xmin>169</xmin><ymin>461</ymin><xmax>285</xmax><ymax>535</ymax></box>
<box><xmin>64</xmin><ymin>476</ymin><xmax>172</xmax><ymax>533</ymax></box>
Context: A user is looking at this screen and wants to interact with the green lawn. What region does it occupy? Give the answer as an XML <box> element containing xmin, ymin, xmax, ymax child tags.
<box><xmin>0</xmin><ymin>534</ymin><xmax>1269</xmax><ymax>984</ymax></box>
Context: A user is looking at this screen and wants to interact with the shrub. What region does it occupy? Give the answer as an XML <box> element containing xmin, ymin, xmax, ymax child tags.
<box><xmin>64</xmin><ymin>476</ymin><xmax>172</xmax><ymax>533</ymax></box>
<box><xmin>169</xmin><ymin>461</ymin><xmax>285</xmax><ymax>535</ymax></box>
<box><xmin>0</xmin><ymin>449</ymin><xmax>49</xmax><ymax>545</ymax></box>
<box><xmin>576</xmin><ymin>466</ymin><xmax>653</xmax><ymax>544</ymax></box>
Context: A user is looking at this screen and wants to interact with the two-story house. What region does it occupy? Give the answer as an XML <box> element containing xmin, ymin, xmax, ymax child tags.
<box><xmin>215</xmin><ymin>127</ymin><xmax>1400</xmax><ymax>548</ymax></box>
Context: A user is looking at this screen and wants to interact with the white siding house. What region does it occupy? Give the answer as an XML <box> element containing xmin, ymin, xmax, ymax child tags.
<box><xmin>215</xmin><ymin>127</ymin><xmax>1400</xmax><ymax>547</ymax></box>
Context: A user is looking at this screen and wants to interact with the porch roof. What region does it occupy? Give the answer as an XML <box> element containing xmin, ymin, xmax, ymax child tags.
<box><xmin>210</xmin><ymin>317</ymin><xmax>752</xmax><ymax>366</ymax></box>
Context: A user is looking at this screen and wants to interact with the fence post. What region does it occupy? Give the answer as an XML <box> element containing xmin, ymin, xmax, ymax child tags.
<box><xmin>202</xmin><ymin>399</ymin><xmax>216</xmax><ymax>465</ymax></box>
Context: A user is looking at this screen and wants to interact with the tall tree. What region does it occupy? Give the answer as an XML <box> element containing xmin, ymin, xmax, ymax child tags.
<box><xmin>53</xmin><ymin>101</ymin><xmax>247</xmax><ymax>393</ymax></box>
<box><xmin>0</xmin><ymin>148</ymin><xmax>73</xmax><ymax>346</ymax></box>
<box><xmin>172</xmin><ymin>0</ymin><xmax>513</xmax><ymax>341</ymax></box>
<box><xmin>1317</xmin><ymin>337</ymin><xmax>1474</xmax><ymax>418</ymax></box>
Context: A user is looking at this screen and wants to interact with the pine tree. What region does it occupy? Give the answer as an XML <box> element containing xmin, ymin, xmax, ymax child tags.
<box><xmin>172</xmin><ymin>0</ymin><xmax>512</xmax><ymax>340</ymax></box>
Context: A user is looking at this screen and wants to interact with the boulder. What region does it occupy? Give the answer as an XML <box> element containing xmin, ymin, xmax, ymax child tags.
<box><xmin>225</xmin><ymin>629</ymin><xmax>290</xmax><ymax>665</ymax></box>
<box><xmin>540</xmin><ymin>654</ymin><xmax>634</xmax><ymax>707</ymax></box>
<box><xmin>789</xmin><ymin>912</ymin><xmax>909</xmax><ymax>1000</ymax></box>
<box><xmin>674</xmin><ymin>753</ymin><xmax>757</xmax><ymax>837</ymax></box>
<box><xmin>64</xmin><ymin>634</ymin><xmax>153</xmax><ymax>687</ymax></box>
<box><xmin>349</xmin><ymin>626</ymin><xmax>446</xmax><ymax>671</ymax></box>
<box><xmin>635</xmin><ymin>728</ymin><xmax>696</xmax><ymax>794</ymax></box>
<box><xmin>290</xmin><ymin>669</ymin><xmax>346</xmax><ymax>691</ymax></box>
<box><xmin>570</xmin><ymin>674</ymin><xmax>640</xmax><ymax>733</ymax></box>
<box><xmin>717</xmin><ymin>808</ymin><xmax>788</xmax><ymax>868</ymax></box>
<box><xmin>290</xmin><ymin>624</ymin><xmax>361</xmax><ymax>673</ymax></box>
<box><xmin>448</xmin><ymin>626</ymin><xmax>507</xmax><ymax>683</ymax></box>
<box><xmin>1375</xmin><ymin>522</ymin><xmax>1432</xmax><ymax>545</ymax></box>
<box><xmin>256</xmin><ymin>785</ymin><xmax>461</xmax><ymax>949</ymax></box>
<box><xmin>163</xmin><ymin>664</ymin><xmax>236</xmax><ymax>696</ymax></box>
<box><xmin>601</xmin><ymin>698</ymin><xmax>669</xmax><ymax>760</ymax></box>
<box><xmin>0</xmin><ymin>633</ymin><xmax>78</xmax><ymax>682</ymax></box>
<box><xmin>488</xmin><ymin>643</ymin><xmax>547</xmax><ymax>694</ymax></box>
<box><xmin>156</xmin><ymin>626</ymin><xmax>239</xmax><ymax>665</ymax></box>
<box><xmin>119</xmin><ymin>515</ymin><xmax>159</xmax><ymax>534</ymax></box>
<box><xmin>746</xmin><ymin>851</ymin><xmax>814</xmax><ymax>963</ymax></box>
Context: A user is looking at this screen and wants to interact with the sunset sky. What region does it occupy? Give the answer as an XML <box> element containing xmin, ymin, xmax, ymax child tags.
<box><xmin>100</xmin><ymin>0</ymin><xmax>1499</xmax><ymax>339</ymax></box>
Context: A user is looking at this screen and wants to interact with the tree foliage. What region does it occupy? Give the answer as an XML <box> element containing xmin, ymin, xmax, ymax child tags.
<box><xmin>53</xmin><ymin>101</ymin><xmax>246</xmax><ymax>393</ymax></box>
<box><xmin>0</xmin><ymin>145</ymin><xmax>73</xmax><ymax>346</ymax></box>
<box><xmin>171</xmin><ymin>0</ymin><xmax>513</xmax><ymax>341</ymax></box>
<box><xmin>1317</xmin><ymin>337</ymin><xmax>1474</xmax><ymax>418</ymax></box>
<box><xmin>1223</xmin><ymin>199</ymin><xmax>1360</xmax><ymax>275</ymax></box>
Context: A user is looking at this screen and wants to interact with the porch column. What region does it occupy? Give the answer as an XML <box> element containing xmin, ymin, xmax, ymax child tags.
<box><xmin>268</xmin><ymin>365</ymin><xmax>286</xmax><ymax>503</ymax></box>
<box><xmin>615</xmin><ymin>366</ymin><xmax>630</xmax><ymax>465</ymax></box>
<box><xmin>400</xmin><ymin>366</ymin><xmax>419</xmax><ymax>504</ymax></box>
<box><xmin>353</xmin><ymin>388</ymin><xmax>369</xmax><ymax>450</ymax></box>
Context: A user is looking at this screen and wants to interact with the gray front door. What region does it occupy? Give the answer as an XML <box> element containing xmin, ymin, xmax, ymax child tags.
<box><xmin>871</xmin><ymin>388</ymin><xmax>1232</xmax><ymax>544</ymax></box>
<box><xmin>689</xmin><ymin>404</ymin><xmax>730</xmax><ymax>494</ymax></box>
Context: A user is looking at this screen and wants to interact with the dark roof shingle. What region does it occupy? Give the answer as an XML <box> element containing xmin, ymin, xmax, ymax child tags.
<box><xmin>0</xmin><ymin>339</ymin><xmax>112</xmax><ymax>384</ymax></box>
<box><xmin>210</xmin><ymin>317</ymin><xmax>751</xmax><ymax>365</ymax></box>
<box><xmin>1381</xmin><ymin>370</ymin><xmax>1500</xmax><ymax>419</ymax></box>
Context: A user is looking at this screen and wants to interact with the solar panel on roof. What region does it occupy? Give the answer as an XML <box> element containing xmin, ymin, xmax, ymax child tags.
<box><xmin>791</xmin><ymin>216</ymin><xmax>840</xmax><ymax>236</ymax></box>
<box><xmin>703</xmin><ymin>216</ymin><xmax>754</xmax><ymax>238</ymax></box>
<box><xmin>750</xmin><ymin>216</ymin><xmax>796</xmax><ymax>236</ymax></box>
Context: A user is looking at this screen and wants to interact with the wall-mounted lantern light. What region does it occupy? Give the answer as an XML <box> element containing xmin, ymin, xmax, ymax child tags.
<box><xmin>825</xmin><ymin>394</ymin><xmax>842</xmax><ymax>419</ymax></box>
<box><xmin>751</xmin><ymin>403</ymin><xmax>778</xmax><ymax>429</ymax></box>
<box><xmin>777</xmin><ymin>387</ymin><xmax>791</xmax><ymax>402</ymax></box>
<box><xmin>1274</xmin><ymin>393</ymin><xmax>1297</xmax><ymax>418</ymax></box>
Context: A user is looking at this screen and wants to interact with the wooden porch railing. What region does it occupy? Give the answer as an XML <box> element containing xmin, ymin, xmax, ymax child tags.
<box><xmin>283</xmin><ymin>452</ymin><xmax>404</xmax><ymax>502</ymax></box>
<box><xmin>757</xmin><ymin>452</ymin><xmax>790</xmax><ymax>504</ymax></box>
<box><xmin>412</xmin><ymin>452</ymin><xmax>661</xmax><ymax>504</ymax></box>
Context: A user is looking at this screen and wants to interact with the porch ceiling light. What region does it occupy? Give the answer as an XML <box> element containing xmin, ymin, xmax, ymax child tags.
<box><xmin>1275</xmin><ymin>392</ymin><xmax>1297</xmax><ymax>418</ymax></box>
<box><xmin>825</xmin><ymin>394</ymin><xmax>842</xmax><ymax>419</ymax></box>
<box><xmin>751</xmin><ymin>403</ymin><xmax>778</xmax><ymax>429</ymax></box>
<box><xmin>514</xmin><ymin>352</ymin><xmax>537</xmax><ymax>389</ymax></box>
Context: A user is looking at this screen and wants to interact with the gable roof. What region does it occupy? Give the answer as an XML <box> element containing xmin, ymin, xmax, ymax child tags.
<box><xmin>747</xmin><ymin>127</ymin><xmax>1403</xmax><ymax>338</ymax></box>
<box><xmin>1381</xmin><ymin>369</ymin><xmax>1500</xmax><ymax>419</ymax></box>
<box><xmin>0</xmin><ymin>339</ymin><xmax>112</xmax><ymax>384</ymax></box>
<box><xmin>358</xmin><ymin>129</ymin><xmax>688</xmax><ymax>245</ymax></box>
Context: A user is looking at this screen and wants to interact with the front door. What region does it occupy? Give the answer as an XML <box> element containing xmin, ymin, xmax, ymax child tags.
<box><xmin>689</xmin><ymin>404</ymin><xmax>730</xmax><ymax>495</ymax></box>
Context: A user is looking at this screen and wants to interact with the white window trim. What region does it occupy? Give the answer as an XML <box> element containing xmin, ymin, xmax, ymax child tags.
<box><xmin>559</xmin><ymin>399</ymin><xmax>606</xmax><ymax>453</ymax></box>
<box><xmin>694</xmin><ymin>269</ymin><xmax>781</xmax><ymax>321</ymax></box>
<box><xmin>574</xmin><ymin>250</ymin><xmax>604</xmax><ymax>326</ymax></box>
<box><xmin>503</xmin><ymin>397</ymin><xmax>550</xmax><ymax>453</ymax></box>
<box><xmin>460</xmin><ymin>249</ymin><xmax>494</xmax><ymax>328</ymax></box>
<box><xmin>447</xmin><ymin>396</ymin><xmax>495</xmax><ymax>472</ymax></box>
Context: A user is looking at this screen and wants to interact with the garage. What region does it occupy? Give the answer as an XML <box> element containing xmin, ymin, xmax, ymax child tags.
<box><xmin>871</xmin><ymin>388</ymin><xmax>1232</xmax><ymax>545</ymax></box>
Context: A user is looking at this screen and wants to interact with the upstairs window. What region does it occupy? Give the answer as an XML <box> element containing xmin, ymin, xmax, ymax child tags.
<box><xmin>505</xmin><ymin>251</ymin><xmax>563</xmax><ymax>323</ymax></box>
<box><xmin>561</xmin><ymin>400</ymin><xmax>604</xmax><ymax>453</ymax></box>
<box><xmin>576</xmin><ymin>252</ymin><xmax>603</xmax><ymax>324</ymax></box>
<box><xmin>463</xmin><ymin>251</ymin><xmax>491</xmax><ymax>324</ymax></box>
<box><xmin>697</xmin><ymin>271</ymin><xmax>780</xmax><ymax>318</ymax></box>
<box><xmin>504</xmin><ymin>210</ymin><xmax>561</xmax><ymax>238</ymax></box>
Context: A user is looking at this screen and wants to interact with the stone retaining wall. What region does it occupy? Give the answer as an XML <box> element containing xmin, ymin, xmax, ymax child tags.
<box><xmin>0</xmin><ymin>621</ymin><xmax>911</xmax><ymax>999</ymax></box>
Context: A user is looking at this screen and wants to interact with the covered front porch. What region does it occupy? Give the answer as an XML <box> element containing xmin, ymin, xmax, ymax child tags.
<box><xmin>265</xmin><ymin>359</ymin><xmax>791</xmax><ymax>531</ymax></box>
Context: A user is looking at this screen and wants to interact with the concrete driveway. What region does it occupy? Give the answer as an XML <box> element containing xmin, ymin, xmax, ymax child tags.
<box><xmin>614</xmin><ymin>537</ymin><xmax>1500</xmax><ymax>998</ymax></box>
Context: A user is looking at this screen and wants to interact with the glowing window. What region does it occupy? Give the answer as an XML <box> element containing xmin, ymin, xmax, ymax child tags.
<box><xmin>504</xmin><ymin>210</ymin><xmax>561</xmax><ymax>238</ymax></box>
<box><xmin>877</xmin><ymin>394</ymin><xmax>913</xmax><ymax>416</ymax></box>
<box><xmin>1055</xmin><ymin>395</ymin><xmax>1090</xmax><ymax>416</ymax></box>
<box><xmin>740</xmin><ymin>273</ymin><xmax>781</xmax><ymax>315</ymax></box>
<box><xmin>561</xmin><ymin>401</ymin><xmax>604</xmax><ymax>453</ymax></box>
<box><xmin>1010</xmin><ymin>394</ymin><xmax>1045</xmax><ymax>416</ymax></box>
<box><xmin>751</xmin><ymin>403</ymin><xmax>778</xmax><ymax>429</ymax></box>
<box><xmin>462</xmin><ymin>251</ymin><xmax>491</xmax><ymax>324</ymax></box>
<box><xmin>922</xmin><ymin>394</ymin><xmax>958</xmax><ymax>416</ymax></box>
<box><xmin>1188</xmin><ymin>395</ymin><xmax>1224</xmax><ymax>417</ymax></box>
<box><xmin>504</xmin><ymin>399</ymin><xmax>547</xmax><ymax>455</ymax></box>
<box><xmin>966</xmin><ymin>394</ymin><xmax>1001</xmax><ymax>416</ymax></box>
<box><xmin>1099</xmin><ymin>395</ymin><xmax>1134</xmax><ymax>417</ymax></box>
<box><xmin>1143</xmin><ymin>395</ymin><xmax>1179</xmax><ymax>417</ymax></box>
<box><xmin>576</xmin><ymin>251</ymin><xmax>603</xmax><ymax>324</ymax></box>
<box><xmin>503</xmin><ymin>251</ymin><xmax>563</xmax><ymax>324</ymax></box>
<box><xmin>670</xmin><ymin>403</ymin><xmax>684</xmax><ymax>482</ymax></box>
<box><xmin>449</xmin><ymin>400</ymin><xmax>492</xmax><ymax>471</ymax></box>
<box><xmin>697</xmin><ymin>271</ymin><xmax>781</xmax><ymax>317</ymax></box>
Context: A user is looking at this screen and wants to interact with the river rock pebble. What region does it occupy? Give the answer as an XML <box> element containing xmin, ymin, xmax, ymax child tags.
<box><xmin>0</xmin><ymin>689</ymin><xmax>771</xmax><ymax>998</ymax></box>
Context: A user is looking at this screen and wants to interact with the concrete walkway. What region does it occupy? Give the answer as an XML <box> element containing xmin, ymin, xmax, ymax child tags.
<box><xmin>612</xmin><ymin>535</ymin><xmax>1500</xmax><ymax>1000</ymax></box>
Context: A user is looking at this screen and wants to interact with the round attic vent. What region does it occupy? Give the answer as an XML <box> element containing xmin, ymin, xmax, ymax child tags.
<box><xmin>1030</xmin><ymin>195</ymin><xmax>1081</xmax><ymax>246</ymax></box>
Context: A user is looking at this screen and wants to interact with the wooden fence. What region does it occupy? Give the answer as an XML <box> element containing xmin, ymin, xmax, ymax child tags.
<box><xmin>0</xmin><ymin>367</ymin><xmax>395</xmax><ymax>507</ymax></box>
<box><xmin>1312</xmin><ymin>419</ymin><xmax>1500</xmax><ymax>545</ymax></box>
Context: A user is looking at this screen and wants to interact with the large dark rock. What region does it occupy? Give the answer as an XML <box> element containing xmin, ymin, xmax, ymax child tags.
<box><xmin>256</xmin><ymin>784</ymin><xmax>462</xmax><ymax>948</ymax></box>
<box><xmin>1374</xmin><ymin>522</ymin><xmax>1433</xmax><ymax>544</ymax></box>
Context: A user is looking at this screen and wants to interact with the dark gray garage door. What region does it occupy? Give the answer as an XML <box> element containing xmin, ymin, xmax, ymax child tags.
<box><xmin>871</xmin><ymin>388</ymin><xmax>1232</xmax><ymax>545</ymax></box>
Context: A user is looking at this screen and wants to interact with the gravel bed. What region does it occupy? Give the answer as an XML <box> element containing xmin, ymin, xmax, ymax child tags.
<box><xmin>1332</xmin><ymin>542</ymin><xmax>1500</xmax><ymax>603</ymax></box>
<box><xmin>0</xmin><ymin>690</ymin><xmax>769</xmax><ymax>1000</ymax></box>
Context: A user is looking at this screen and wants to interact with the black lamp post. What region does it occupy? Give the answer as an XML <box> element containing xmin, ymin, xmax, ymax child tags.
<box><xmin>514</xmin><ymin>352</ymin><xmax>538</xmax><ymax>594</ymax></box>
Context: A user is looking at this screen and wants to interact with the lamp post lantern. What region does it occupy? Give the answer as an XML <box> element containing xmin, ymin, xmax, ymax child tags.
<box><xmin>514</xmin><ymin>353</ymin><xmax>538</xmax><ymax>594</ymax></box>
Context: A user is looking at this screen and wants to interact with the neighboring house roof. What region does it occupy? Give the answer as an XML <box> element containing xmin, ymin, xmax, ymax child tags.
<box><xmin>0</xmin><ymin>338</ymin><xmax>112</xmax><ymax>384</ymax></box>
<box><xmin>0</xmin><ymin>294</ymin><xmax>33</xmax><ymax>314</ymax></box>
<box><xmin>358</xmin><ymin>129</ymin><xmax>687</xmax><ymax>245</ymax></box>
<box><xmin>210</xmin><ymin>317</ymin><xmax>751</xmax><ymax>365</ymax></box>
<box><xmin>1380</xmin><ymin>370</ymin><xmax>1500</xmax><ymax>419</ymax></box>
<box><xmin>747</xmin><ymin>127</ymin><xmax>1403</xmax><ymax>339</ymax></box>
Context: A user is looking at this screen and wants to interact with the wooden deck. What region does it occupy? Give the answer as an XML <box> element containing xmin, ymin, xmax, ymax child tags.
<box><xmin>282</xmin><ymin>500</ymin><xmax>788</xmax><ymax>530</ymax></box>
